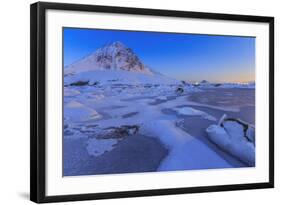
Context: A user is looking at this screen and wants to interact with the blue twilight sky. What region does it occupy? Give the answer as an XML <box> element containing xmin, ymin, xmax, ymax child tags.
<box><xmin>63</xmin><ymin>28</ymin><xmax>255</xmax><ymax>83</ymax></box>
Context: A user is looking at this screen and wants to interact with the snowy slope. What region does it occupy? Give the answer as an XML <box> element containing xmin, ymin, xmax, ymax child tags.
<box><xmin>64</xmin><ymin>70</ymin><xmax>179</xmax><ymax>86</ymax></box>
<box><xmin>65</xmin><ymin>41</ymin><xmax>153</xmax><ymax>75</ymax></box>
<box><xmin>64</xmin><ymin>41</ymin><xmax>179</xmax><ymax>85</ymax></box>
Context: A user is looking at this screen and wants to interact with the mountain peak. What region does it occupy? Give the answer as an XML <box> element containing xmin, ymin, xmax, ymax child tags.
<box><xmin>109</xmin><ymin>41</ymin><xmax>125</xmax><ymax>48</ymax></box>
<box><xmin>65</xmin><ymin>41</ymin><xmax>153</xmax><ymax>75</ymax></box>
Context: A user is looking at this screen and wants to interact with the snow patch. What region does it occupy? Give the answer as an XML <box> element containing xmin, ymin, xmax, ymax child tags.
<box><xmin>173</xmin><ymin>107</ymin><xmax>216</xmax><ymax>121</ymax></box>
<box><xmin>64</xmin><ymin>87</ymin><xmax>81</xmax><ymax>96</ymax></box>
<box><xmin>223</xmin><ymin>121</ymin><xmax>245</xmax><ymax>140</ymax></box>
<box><xmin>206</xmin><ymin>123</ymin><xmax>255</xmax><ymax>166</ymax></box>
<box><xmin>65</xmin><ymin>101</ymin><xmax>102</xmax><ymax>121</ymax></box>
<box><xmin>65</xmin><ymin>70</ymin><xmax>179</xmax><ymax>86</ymax></box>
<box><xmin>156</xmin><ymin>96</ymin><xmax>168</xmax><ymax>101</ymax></box>
<box><xmin>140</xmin><ymin>120</ymin><xmax>231</xmax><ymax>171</ymax></box>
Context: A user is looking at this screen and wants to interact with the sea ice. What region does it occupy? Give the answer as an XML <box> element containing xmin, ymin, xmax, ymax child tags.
<box><xmin>156</xmin><ymin>96</ymin><xmax>168</xmax><ymax>101</ymax></box>
<box><xmin>65</xmin><ymin>100</ymin><xmax>102</xmax><ymax>121</ymax></box>
<box><xmin>86</xmin><ymin>138</ymin><xmax>118</xmax><ymax>156</ymax></box>
<box><xmin>246</xmin><ymin>127</ymin><xmax>255</xmax><ymax>143</ymax></box>
<box><xmin>206</xmin><ymin>121</ymin><xmax>255</xmax><ymax>166</ymax></box>
<box><xmin>63</xmin><ymin>41</ymin><xmax>256</xmax><ymax>175</ymax></box>
<box><xmin>173</xmin><ymin>107</ymin><xmax>216</xmax><ymax>121</ymax></box>
<box><xmin>222</xmin><ymin>121</ymin><xmax>245</xmax><ymax>140</ymax></box>
<box><xmin>64</xmin><ymin>87</ymin><xmax>81</xmax><ymax>97</ymax></box>
<box><xmin>140</xmin><ymin>120</ymin><xmax>231</xmax><ymax>170</ymax></box>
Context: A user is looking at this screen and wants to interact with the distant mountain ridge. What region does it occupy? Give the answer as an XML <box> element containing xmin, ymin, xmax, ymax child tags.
<box><xmin>65</xmin><ymin>41</ymin><xmax>153</xmax><ymax>75</ymax></box>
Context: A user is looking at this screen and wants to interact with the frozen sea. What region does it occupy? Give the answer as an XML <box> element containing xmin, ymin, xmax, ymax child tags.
<box><xmin>63</xmin><ymin>86</ymin><xmax>255</xmax><ymax>176</ymax></box>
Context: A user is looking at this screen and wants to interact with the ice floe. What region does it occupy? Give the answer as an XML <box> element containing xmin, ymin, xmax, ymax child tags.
<box><xmin>173</xmin><ymin>107</ymin><xmax>216</xmax><ymax>121</ymax></box>
<box><xmin>140</xmin><ymin>120</ymin><xmax>231</xmax><ymax>170</ymax></box>
<box><xmin>65</xmin><ymin>100</ymin><xmax>102</xmax><ymax>121</ymax></box>
<box><xmin>206</xmin><ymin>115</ymin><xmax>255</xmax><ymax>166</ymax></box>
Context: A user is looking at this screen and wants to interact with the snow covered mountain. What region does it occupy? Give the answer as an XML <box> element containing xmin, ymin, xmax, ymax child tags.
<box><xmin>64</xmin><ymin>41</ymin><xmax>179</xmax><ymax>85</ymax></box>
<box><xmin>65</xmin><ymin>41</ymin><xmax>153</xmax><ymax>75</ymax></box>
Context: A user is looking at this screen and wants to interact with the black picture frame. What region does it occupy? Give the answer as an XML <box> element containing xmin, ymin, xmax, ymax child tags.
<box><xmin>30</xmin><ymin>1</ymin><xmax>274</xmax><ymax>203</ymax></box>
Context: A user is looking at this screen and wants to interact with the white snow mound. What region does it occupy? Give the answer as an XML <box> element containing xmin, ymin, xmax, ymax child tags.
<box><xmin>65</xmin><ymin>101</ymin><xmax>102</xmax><ymax>121</ymax></box>
<box><xmin>173</xmin><ymin>107</ymin><xmax>216</xmax><ymax>121</ymax></box>
<box><xmin>206</xmin><ymin>123</ymin><xmax>255</xmax><ymax>166</ymax></box>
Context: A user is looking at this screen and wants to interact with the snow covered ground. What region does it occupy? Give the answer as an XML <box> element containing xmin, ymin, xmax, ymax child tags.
<box><xmin>63</xmin><ymin>41</ymin><xmax>255</xmax><ymax>176</ymax></box>
<box><xmin>63</xmin><ymin>81</ymin><xmax>255</xmax><ymax>176</ymax></box>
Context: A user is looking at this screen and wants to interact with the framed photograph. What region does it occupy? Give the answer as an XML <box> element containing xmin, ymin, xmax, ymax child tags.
<box><xmin>30</xmin><ymin>2</ymin><xmax>274</xmax><ymax>203</ymax></box>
